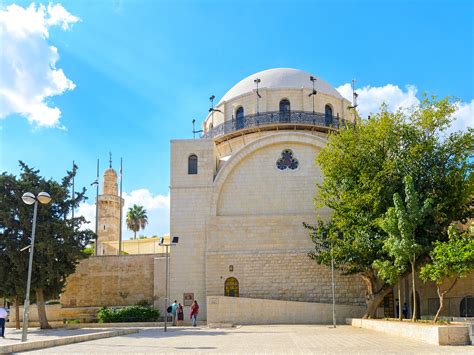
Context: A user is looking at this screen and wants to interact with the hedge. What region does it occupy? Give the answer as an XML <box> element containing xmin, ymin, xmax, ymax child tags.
<box><xmin>97</xmin><ymin>305</ymin><xmax>160</xmax><ymax>323</ymax></box>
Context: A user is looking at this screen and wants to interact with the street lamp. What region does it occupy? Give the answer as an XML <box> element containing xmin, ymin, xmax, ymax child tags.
<box><xmin>159</xmin><ymin>236</ymin><xmax>179</xmax><ymax>332</ymax></box>
<box><xmin>21</xmin><ymin>191</ymin><xmax>51</xmax><ymax>342</ymax></box>
<box><xmin>316</xmin><ymin>230</ymin><xmax>343</xmax><ymax>328</ymax></box>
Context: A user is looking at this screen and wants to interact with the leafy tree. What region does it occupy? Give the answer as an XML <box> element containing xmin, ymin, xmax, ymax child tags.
<box><xmin>308</xmin><ymin>97</ymin><xmax>473</xmax><ymax>318</ymax></box>
<box><xmin>420</xmin><ymin>226</ymin><xmax>474</xmax><ymax>322</ymax></box>
<box><xmin>376</xmin><ymin>176</ymin><xmax>431</xmax><ymax>320</ymax></box>
<box><xmin>126</xmin><ymin>204</ymin><xmax>148</xmax><ymax>239</ymax></box>
<box><xmin>0</xmin><ymin>162</ymin><xmax>95</xmax><ymax>328</ymax></box>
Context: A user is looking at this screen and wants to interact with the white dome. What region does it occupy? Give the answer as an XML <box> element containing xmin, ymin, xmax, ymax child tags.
<box><xmin>218</xmin><ymin>68</ymin><xmax>343</xmax><ymax>104</ymax></box>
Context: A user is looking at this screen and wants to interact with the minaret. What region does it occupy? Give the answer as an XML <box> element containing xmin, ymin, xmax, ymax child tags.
<box><xmin>97</xmin><ymin>154</ymin><xmax>124</xmax><ymax>255</ymax></box>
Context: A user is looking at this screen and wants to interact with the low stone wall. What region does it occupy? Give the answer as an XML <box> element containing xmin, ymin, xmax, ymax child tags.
<box><xmin>61</xmin><ymin>254</ymin><xmax>164</xmax><ymax>307</ymax></box>
<box><xmin>9</xmin><ymin>304</ymin><xmax>99</xmax><ymax>322</ymax></box>
<box><xmin>349</xmin><ymin>318</ymin><xmax>471</xmax><ymax>346</ymax></box>
<box><xmin>207</xmin><ymin>296</ymin><xmax>366</xmax><ymax>325</ymax></box>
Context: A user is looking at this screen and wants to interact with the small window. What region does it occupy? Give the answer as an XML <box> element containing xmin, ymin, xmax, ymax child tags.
<box><xmin>224</xmin><ymin>277</ymin><xmax>239</xmax><ymax>297</ymax></box>
<box><xmin>236</xmin><ymin>106</ymin><xmax>244</xmax><ymax>130</ymax></box>
<box><xmin>276</xmin><ymin>149</ymin><xmax>299</xmax><ymax>170</ymax></box>
<box><xmin>325</xmin><ymin>104</ymin><xmax>333</xmax><ymax>126</ymax></box>
<box><xmin>188</xmin><ymin>154</ymin><xmax>198</xmax><ymax>174</ymax></box>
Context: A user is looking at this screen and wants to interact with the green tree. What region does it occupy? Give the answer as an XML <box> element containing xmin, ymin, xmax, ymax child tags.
<box><xmin>376</xmin><ymin>176</ymin><xmax>431</xmax><ymax>321</ymax></box>
<box><xmin>0</xmin><ymin>162</ymin><xmax>95</xmax><ymax>328</ymax></box>
<box><xmin>126</xmin><ymin>204</ymin><xmax>148</xmax><ymax>239</ymax></box>
<box><xmin>308</xmin><ymin>97</ymin><xmax>473</xmax><ymax>318</ymax></box>
<box><xmin>420</xmin><ymin>226</ymin><xmax>474</xmax><ymax>322</ymax></box>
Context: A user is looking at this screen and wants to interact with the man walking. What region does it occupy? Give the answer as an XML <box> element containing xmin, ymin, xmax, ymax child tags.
<box><xmin>0</xmin><ymin>306</ymin><xmax>8</xmax><ymax>338</ymax></box>
<box><xmin>171</xmin><ymin>300</ymin><xmax>178</xmax><ymax>326</ymax></box>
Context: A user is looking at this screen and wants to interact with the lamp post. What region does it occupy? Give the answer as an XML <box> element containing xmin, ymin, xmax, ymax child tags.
<box><xmin>254</xmin><ymin>78</ymin><xmax>261</xmax><ymax>114</ymax></box>
<box><xmin>309</xmin><ymin>76</ymin><xmax>317</xmax><ymax>113</ymax></box>
<box><xmin>318</xmin><ymin>230</ymin><xmax>343</xmax><ymax>328</ymax></box>
<box><xmin>159</xmin><ymin>236</ymin><xmax>179</xmax><ymax>332</ymax></box>
<box><xmin>21</xmin><ymin>191</ymin><xmax>52</xmax><ymax>342</ymax></box>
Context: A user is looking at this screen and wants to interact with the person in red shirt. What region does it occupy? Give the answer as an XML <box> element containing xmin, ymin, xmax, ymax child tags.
<box><xmin>190</xmin><ymin>300</ymin><xmax>199</xmax><ymax>327</ymax></box>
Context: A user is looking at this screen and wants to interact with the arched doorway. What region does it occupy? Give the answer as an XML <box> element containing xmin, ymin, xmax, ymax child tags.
<box><xmin>224</xmin><ymin>277</ymin><xmax>239</xmax><ymax>297</ymax></box>
<box><xmin>460</xmin><ymin>296</ymin><xmax>474</xmax><ymax>317</ymax></box>
<box><xmin>279</xmin><ymin>99</ymin><xmax>290</xmax><ymax>123</ymax></box>
<box><xmin>383</xmin><ymin>291</ymin><xmax>395</xmax><ymax>318</ymax></box>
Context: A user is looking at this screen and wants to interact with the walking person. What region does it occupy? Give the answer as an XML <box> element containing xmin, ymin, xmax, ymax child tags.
<box><xmin>171</xmin><ymin>300</ymin><xmax>178</xmax><ymax>326</ymax></box>
<box><xmin>190</xmin><ymin>300</ymin><xmax>199</xmax><ymax>327</ymax></box>
<box><xmin>0</xmin><ymin>306</ymin><xmax>7</xmax><ymax>338</ymax></box>
<box><xmin>402</xmin><ymin>302</ymin><xmax>408</xmax><ymax>319</ymax></box>
<box><xmin>177</xmin><ymin>303</ymin><xmax>184</xmax><ymax>326</ymax></box>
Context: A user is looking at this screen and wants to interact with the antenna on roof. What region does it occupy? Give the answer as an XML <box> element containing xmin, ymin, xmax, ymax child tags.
<box><xmin>348</xmin><ymin>79</ymin><xmax>358</xmax><ymax>110</ymax></box>
<box><xmin>208</xmin><ymin>95</ymin><xmax>222</xmax><ymax>128</ymax></box>
<box><xmin>308</xmin><ymin>76</ymin><xmax>318</xmax><ymax>113</ymax></box>
<box><xmin>192</xmin><ymin>119</ymin><xmax>203</xmax><ymax>139</ymax></box>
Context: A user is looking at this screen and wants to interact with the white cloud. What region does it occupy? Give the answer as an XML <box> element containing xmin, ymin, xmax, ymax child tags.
<box><xmin>450</xmin><ymin>100</ymin><xmax>474</xmax><ymax>133</ymax></box>
<box><xmin>76</xmin><ymin>189</ymin><xmax>170</xmax><ymax>239</ymax></box>
<box><xmin>337</xmin><ymin>83</ymin><xmax>420</xmax><ymax>119</ymax></box>
<box><xmin>0</xmin><ymin>3</ymin><xmax>79</xmax><ymax>127</ymax></box>
<box><xmin>337</xmin><ymin>83</ymin><xmax>473</xmax><ymax>132</ymax></box>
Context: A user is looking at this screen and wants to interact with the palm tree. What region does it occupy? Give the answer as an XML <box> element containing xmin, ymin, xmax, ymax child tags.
<box><xmin>126</xmin><ymin>204</ymin><xmax>148</xmax><ymax>239</ymax></box>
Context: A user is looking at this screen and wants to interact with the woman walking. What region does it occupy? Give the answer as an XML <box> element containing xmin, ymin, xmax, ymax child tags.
<box><xmin>177</xmin><ymin>303</ymin><xmax>184</xmax><ymax>326</ymax></box>
<box><xmin>190</xmin><ymin>300</ymin><xmax>199</xmax><ymax>327</ymax></box>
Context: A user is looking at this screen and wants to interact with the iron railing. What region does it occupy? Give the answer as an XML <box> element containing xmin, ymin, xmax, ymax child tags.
<box><xmin>202</xmin><ymin>110</ymin><xmax>349</xmax><ymax>139</ymax></box>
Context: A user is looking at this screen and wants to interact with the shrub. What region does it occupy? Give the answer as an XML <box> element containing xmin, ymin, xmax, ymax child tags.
<box><xmin>97</xmin><ymin>306</ymin><xmax>160</xmax><ymax>323</ymax></box>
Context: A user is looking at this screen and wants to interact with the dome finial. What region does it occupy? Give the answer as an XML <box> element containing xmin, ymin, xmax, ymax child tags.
<box><xmin>109</xmin><ymin>151</ymin><xmax>112</xmax><ymax>169</ymax></box>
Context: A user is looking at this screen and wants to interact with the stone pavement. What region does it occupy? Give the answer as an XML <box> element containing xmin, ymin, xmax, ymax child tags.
<box><xmin>22</xmin><ymin>325</ymin><xmax>474</xmax><ymax>354</ymax></box>
<box><xmin>1</xmin><ymin>327</ymin><xmax>112</xmax><ymax>346</ymax></box>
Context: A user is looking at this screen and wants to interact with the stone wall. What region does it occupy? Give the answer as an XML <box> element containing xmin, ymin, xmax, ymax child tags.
<box><xmin>206</xmin><ymin>251</ymin><xmax>366</xmax><ymax>305</ymax></box>
<box><xmin>61</xmin><ymin>254</ymin><xmax>164</xmax><ymax>307</ymax></box>
<box><xmin>9</xmin><ymin>304</ymin><xmax>99</xmax><ymax>322</ymax></box>
<box><xmin>207</xmin><ymin>296</ymin><xmax>366</xmax><ymax>325</ymax></box>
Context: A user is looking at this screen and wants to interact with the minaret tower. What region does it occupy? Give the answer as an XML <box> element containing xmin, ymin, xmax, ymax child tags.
<box><xmin>97</xmin><ymin>153</ymin><xmax>124</xmax><ymax>255</ymax></box>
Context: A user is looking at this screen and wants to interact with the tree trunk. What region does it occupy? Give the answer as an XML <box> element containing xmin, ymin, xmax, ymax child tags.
<box><xmin>15</xmin><ymin>295</ymin><xmax>20</xmax><ymax>329</ymax></box>
<box><xmin>35</xmin><ymin>288</ymin><xmax>51</xmax><ymax>329</ymax></box>
<box><xmin>411</xmin><ymin>256</ymin><xmax>416</xmax><ymax>321</ymax></box>
<box><xmin>434</xmin><ymin>278</ymin><xmax>458</xmax><ymax>322</ymax></box>
<box><xmin>360</xmin><ymin>271</ymin><xmax>393</xmax><ymax>318</ymax></box>
<box><xmin>134</xmin><ymin>231</ymin><xmax>137</xmax><ymax>240</ymax></box>
<box><xmin>398</xmin><ymin>281</ymin><xmax>402</xmax><ymax>321</ymax></box>
<box><xmin>434</xmin><ymin>286</ymin><xmax>444</xmax><ymax>323</ymax></box>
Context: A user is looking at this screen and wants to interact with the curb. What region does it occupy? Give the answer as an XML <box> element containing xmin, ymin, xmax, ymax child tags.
<box><xmin>0</xmin><ymin>328</ymin><xmax>138</xmax><ymax>354</ymax></box>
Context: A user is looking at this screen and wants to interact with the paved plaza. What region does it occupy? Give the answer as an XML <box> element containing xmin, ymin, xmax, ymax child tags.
<box><xmin>1</xmin><ymin>327</ymin><xmax>116</xmax><ymax>346</ymax></box>
<box><xmin>21</xmin><ymin>325</ymin><xmax>473</xmax><ymax>354</ymax></box>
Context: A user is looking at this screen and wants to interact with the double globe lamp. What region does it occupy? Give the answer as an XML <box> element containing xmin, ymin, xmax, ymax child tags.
<box><xmin>21</xmin><ymin>191</ymin><xmax>52</xmax><ymax>342</ymax></box>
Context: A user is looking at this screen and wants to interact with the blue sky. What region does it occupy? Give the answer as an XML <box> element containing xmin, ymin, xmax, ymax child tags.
<box><xmin>0</xmin><ymin>0</ymin><xmax>472</xmax><ymax>238</ymax></box>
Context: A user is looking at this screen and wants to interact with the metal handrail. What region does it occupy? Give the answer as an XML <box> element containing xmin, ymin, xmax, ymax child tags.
<box><xmin>202</xmin><ymin>110</ymin><xmax>349</xmax><ymax>139</ymax></box>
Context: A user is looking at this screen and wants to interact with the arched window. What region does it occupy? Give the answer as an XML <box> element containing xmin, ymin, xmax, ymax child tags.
<box><xmin>460</xmin><ymin>296</ymin><xmax>474</xmax><ymax>317</ymax></box>
<box><xmin>279</xmin><ymin>99</ymin><xmax>290</xmax><ymax>112</ymax></box>
<box><xmin>188</xmin><ymin>154</ymin><xmax>198</xmax><ymax>175</ymax></box>
<box><xmin>325</xmin><ymin>104</ymin><xmax>333</xmax><ymax>126</ymax></box>
<box><xmin>224</xmin><ymin>277</ymin><xmax>239</xmax><ymax>297</ymax></box>
<box><xmin>236</xmin><ymin>106</ymin><xmax>244</xmax><ymax>130</ymax></box>
<box><xmin>279</xmin><ymin>99</ymin><xmax>290</xmax><ymax>123</ymax></box>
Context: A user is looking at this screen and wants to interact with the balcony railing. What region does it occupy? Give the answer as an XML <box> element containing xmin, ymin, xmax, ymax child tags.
<box><xmin>202</xmin><ymin>110</ymin><xmax>349</xmax><ymax>139</ymax></box>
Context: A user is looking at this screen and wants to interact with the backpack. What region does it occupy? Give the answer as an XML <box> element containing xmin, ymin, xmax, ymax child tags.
<box><xmin>167</xmin><ymin>306</ymin><xmax>172</xmax><ymax>313</ymax></box>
